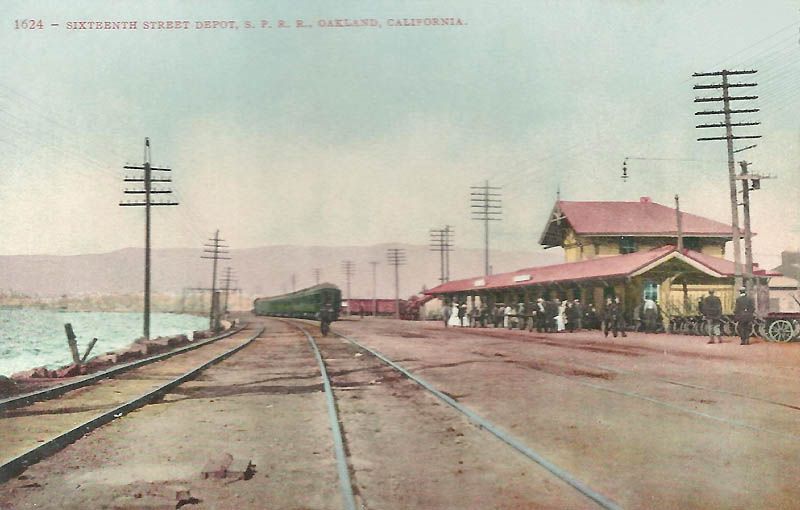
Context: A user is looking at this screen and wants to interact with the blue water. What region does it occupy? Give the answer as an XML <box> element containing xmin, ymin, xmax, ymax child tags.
<box><xmin>0</xmin><ymin>308</ymin><xmax>208</xmax><ymax>376</ymax></box>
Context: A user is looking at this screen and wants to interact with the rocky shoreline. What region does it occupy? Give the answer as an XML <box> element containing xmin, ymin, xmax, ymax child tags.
<box><xmin>0</xmin><ymin>321</ymin><xmax>234</xmax><ymax>398</ymax></box>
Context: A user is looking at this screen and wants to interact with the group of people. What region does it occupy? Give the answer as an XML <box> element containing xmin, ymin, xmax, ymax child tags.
<box><xmin>701</xmin><ymin>286</ymin><xmax>756</xmax><ymax>345</ymax></box>
<box><xmin>441</xmin><ymin>298</ymin><xmax>615</xmax><ymax>334</ymax></box>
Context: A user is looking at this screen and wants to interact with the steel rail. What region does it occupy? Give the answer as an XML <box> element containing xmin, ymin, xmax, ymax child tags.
<box><xmin>289</xmin><ymin>321</ymin><xmax>357</xmax><ymax>510</ymax></box>
<box><xmin>0</xmin><ymin>326</ymin><xmax>264</xmax><ymax>483</ymax></box>
<box><xmin>324</xmin><ymin>326</ymin><xmax>621</xmax><ymax>510</ymax></box>
<box><xmin>0</xmin><ymin>323</ymin><xmax>249</xmax><ymax>412</ymax></box>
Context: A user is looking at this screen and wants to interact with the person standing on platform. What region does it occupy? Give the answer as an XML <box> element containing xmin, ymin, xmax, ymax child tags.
<box><xmin>448</xmin><ymin>303</ymin><xmax>461</xmax><ymax>327</ymax></box>
<box><xmin>643</xmin><ymin>297</ymin><xmax>658</xmax><ymax>333</ymax></box>
<box><xmin>703</xmin><ymin>289</ymin><xmax>723</xmax><ymax>344</ymax></box>
<box><xmin>535</xmin><ymin>298</ymin><xmax>546</xmax><ymax>332</ymax></box>
<box><xmin>573</xmin><ymin>299</ymin><xmax>583</xmax><ymax>331</ymax></box>
<box><xmin>457</xmin><ymin>304</ymin><xmax>466</xmax><ymax>327</ymax></box>
<box><xmin>734</xmin><ymin>287</ymin><xmax>755</xmax><ymax>345</ymax></box>
<box><xmin>442</xmin><ymin>301</ymin><xmax>451</xmax><ymax>328</ymax></box>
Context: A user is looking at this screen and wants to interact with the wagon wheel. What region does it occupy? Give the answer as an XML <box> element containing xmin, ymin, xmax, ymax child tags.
<box><xmin>757</xmin><ymin>320</ymin><xmax>770</xmax><ymax>340</ymax></box>
<box><xmin>768</xmin><ymin>320</ymin><xmax>795</xmax><ymax>343</ymax></box>
<box><xmin>793</xmin><ymin>320</ymin><xmax>800</xmax><ymax>341</ymax></box>
<box><xmin>697</xmin><ymin>320</ymin><xmax>708</xmax><ymax>336</ymax></box>
<box><xmin>722</xmin><ymin>320</ymin><xmax>734</xmax><ymax>337</ymax></box>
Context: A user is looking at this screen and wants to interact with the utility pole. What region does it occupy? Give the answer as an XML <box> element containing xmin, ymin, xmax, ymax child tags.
<box><xmin>291</xmin><ymin>273</ymin><xmax>296</xmax><ymax>292</ymax></box>
<box><xmin>429</xmin><ymin>226</ymin><xmax>454</xmax><ymax>284</ymax></box>
<box><xmin>119</xmin><ymin>138</ymin><xmax>178</xmax><ymax>340</ymax></box>
<box><xmin>470</xmin><ymin>181</ymin><xmax>502</xmax><ymax>276</ymax></box>
<box><xmin>693</xmin><ymin>69</ymin><xmax>761</xmax><ymax>290</ymax></box>
<box><xmin>387</xmin><ymin>248</ymin><xmax>406</xmax><ymax>320</ymax></box>
<box><xmin>220</xmin><ymin>267</ymin><xmax>238</xmax><ymax>315</ymax></box>
<box><xmin>313</xmin><ymin>268</ymin><xmax>321</xmax><ymax>285</ymax></box>
<box><xmin>369</xmin><ymin>261</ymin><xmax>379</xmax><ymax>317</ymax></box>
<box><xmin>674</xmin><ymin>194</ymin><xmax>684</xmax><ymax>252</ymax></box>
<box><xmin>341</xmin><ymin>260</ymin><xmax>355</xmax><ymax>316</ymax></box>
<box><xmin>735</xmin><ymin>160</ymin><xmax>775</xmax><ymax>295</ymax></box>
<box><xmin>201</xmin><ymin>230</ymin><xmax>230</xmax><ymax>330</ymax></box>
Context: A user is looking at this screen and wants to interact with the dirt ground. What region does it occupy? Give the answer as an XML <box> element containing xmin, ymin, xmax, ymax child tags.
<box><xmin>1</xmin><ymin>316</ymin><xmax>799</xmax><ymax>509</ymax></box>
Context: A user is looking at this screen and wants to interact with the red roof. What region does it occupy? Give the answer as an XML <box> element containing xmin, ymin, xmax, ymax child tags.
<box><xmin>425</xmin><ymin>246</ymin><xmax>777</xmax><ymax>295</ymax></box>
<box><xmin>540</xmin><ymin>198</ymin><xmax>734</xmax><ymax>247</ymax></box>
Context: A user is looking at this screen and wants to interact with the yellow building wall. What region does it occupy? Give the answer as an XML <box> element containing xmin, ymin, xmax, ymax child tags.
<box><xmin>662</xmin><ymin>283</ymin><xmax>735</xmax><ymax>315</ymax></box>
<box><xmin>561</xmin><ymin>227</ymin><xmax>727</xmax><ymax>263</ymax></box>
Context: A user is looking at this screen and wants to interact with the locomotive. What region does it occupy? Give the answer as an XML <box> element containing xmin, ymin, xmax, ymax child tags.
<box><xmin>253</xmin><ymin>283</ymin><xmax>342</xmax><ymax>321</ymax></box>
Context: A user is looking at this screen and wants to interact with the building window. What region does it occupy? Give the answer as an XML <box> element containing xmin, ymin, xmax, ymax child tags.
<box><xmin>643</xmin><ymin>281</ymin><xmax>659</xmax><ymax>302</ymax></box>
<box><xmin>619</xmin><ymin>237</ymin><xmax>637</xmax><ymax>254</ymax></box>
<box><xmin>683</xmin><ymin>237</ymin><xmax>701</xmax><ymax>251</ymax></box>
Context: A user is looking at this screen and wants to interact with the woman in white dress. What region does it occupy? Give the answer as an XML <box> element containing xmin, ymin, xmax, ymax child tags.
<box><xmin>448</xmin><ymin>303</ymin><xmax>461</xmax><ymax>327</ymax></box>
<box><xmin>556</xmin><ymin>300</ymin><xmax>566</xmax><ymax>332</ymax></box>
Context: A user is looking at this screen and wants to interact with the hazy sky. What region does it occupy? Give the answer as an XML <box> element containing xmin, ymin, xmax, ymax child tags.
<box><xmin>1</xmin><ymin>1</ymin><xmax>798</xmax><ymax>270</ymax></box>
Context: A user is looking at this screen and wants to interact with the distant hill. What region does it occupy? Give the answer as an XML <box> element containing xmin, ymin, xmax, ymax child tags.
<box><xmin>0</xmin><ymin>244</ymin><xmax>563</xmax><ymax>299</ymax></box>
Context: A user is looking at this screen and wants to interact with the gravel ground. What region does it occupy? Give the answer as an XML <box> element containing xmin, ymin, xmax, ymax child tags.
<box><xmin>2</xmin><ymin>316</ymin><xmax>799</xmax><ymax>509</ymax></box>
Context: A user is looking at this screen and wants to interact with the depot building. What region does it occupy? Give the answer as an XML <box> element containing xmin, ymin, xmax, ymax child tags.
<box><xmin>425</xmin><ymin>197</ymin><xmax>778</xmax><ymax>321</ymax></box>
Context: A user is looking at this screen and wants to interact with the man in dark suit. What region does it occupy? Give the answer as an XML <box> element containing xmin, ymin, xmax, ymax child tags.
<box><xmin>734</xmin><ymin>286</ymin><xmax>756</xmax><ymax>345</ymax></box>
<box><xmin>703</xmin><ymin>289</ymin><xmax>723</xmax><ymax>344</ymax></box>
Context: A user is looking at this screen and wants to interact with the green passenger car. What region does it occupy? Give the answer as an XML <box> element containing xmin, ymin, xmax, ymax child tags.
<box><xmin>253</xmin><ymin>283</ymin><xmax>342</xmax><ymax>320</ymax></box>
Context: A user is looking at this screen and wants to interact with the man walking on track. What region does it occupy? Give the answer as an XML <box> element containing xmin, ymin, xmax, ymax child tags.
<box><xmin>702</xmin><ymin>289</ymin><xmax>723</xmax><ymax>344</ymax></box>
<box><xmin>734</xmin><ymin>286</ymin><xmax>756</xmax><ymax>345</ymax></box>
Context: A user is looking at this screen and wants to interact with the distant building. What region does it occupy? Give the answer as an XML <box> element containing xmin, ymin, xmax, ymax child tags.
<box><xmin>426</xmin><ymin>197</ymin><xmax>777</xmax><ymax>322</ymax></box>
<box><xmin>772</xmin><ymin>251</ymin><xmax>800</xmax><ymax>281</ymax></box>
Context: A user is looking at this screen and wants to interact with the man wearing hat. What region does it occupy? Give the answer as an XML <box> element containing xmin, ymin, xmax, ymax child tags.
<box><xmin>734</xmin><ymin>286</ymin><xmax>756</xmax><ymax>345</ymax></box>
<box><xmin>702</xmin><ymin>289</ymin><xmax>723</xmax><ymax>344</ymax></box>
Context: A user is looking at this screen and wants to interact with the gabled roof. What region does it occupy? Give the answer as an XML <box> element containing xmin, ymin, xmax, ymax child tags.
<box><xmin>539</xmin><ymin>198</ymin><xmax>734</xmax><ymax>248</ymax></box>
<box><xmin>425</xmin><ymin>246</ymin><xmax>778</xmax><ymax>296</ymax></box>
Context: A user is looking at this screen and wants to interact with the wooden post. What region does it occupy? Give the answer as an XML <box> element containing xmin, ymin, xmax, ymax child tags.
<box><xmin>81</xmin><ymin>338</ymin><xmax>99</xmax><ymax>363</ymax></box>
<box><xmin>64</xmin><ymin>323</ymin><xmax>81</xmax><ymax>365</ymax></box>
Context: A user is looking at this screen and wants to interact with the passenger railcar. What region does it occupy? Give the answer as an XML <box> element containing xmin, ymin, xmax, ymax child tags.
<box><xmin>253</xmin><ymin>283</ymin><xmax>341</xmax><ymax>321</ymax></box>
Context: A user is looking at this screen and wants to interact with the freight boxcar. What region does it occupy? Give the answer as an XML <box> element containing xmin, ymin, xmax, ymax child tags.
<box><xmin>253</xmin><ymin>283</ymin><xmax>342</xmax><ymax>320</ymax></box>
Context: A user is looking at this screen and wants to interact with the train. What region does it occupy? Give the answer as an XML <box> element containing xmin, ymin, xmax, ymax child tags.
<box><xmin>253</xmin><ymin>283</ymin><xmax>342</xmax><ymax>321</ymax></box>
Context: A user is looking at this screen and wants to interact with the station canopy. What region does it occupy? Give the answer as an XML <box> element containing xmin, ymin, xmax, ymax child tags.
<box><xmin>425</xmin><ymin>246</ymin><xmax>778</xmax><ymax>296</ymax></box>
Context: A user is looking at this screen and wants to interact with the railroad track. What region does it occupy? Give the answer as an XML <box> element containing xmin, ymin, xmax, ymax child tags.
<box><xmin>0</xmin><ymin>323</ymin><xmax>248</xmax><ymax>413</ymax></box>
<box><xmin>286</xmin><ymin>319</ymin><xmax>621</xmax><ymax>510</ymax></box>
<box><xmin>0</xmin><ymin>325</ymin><xmax>264</xmax><ymax>482</ymax></box>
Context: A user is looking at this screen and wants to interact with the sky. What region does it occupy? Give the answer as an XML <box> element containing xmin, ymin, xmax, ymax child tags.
<box><xmin>0</xmin><ymin>0</ymin><xmax>798</xmax><ymax>271</ymax></box>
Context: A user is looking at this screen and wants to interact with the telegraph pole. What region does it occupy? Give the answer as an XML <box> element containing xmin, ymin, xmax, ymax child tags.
<box><xmin>313</xmin><ymin>268</ymin><xmax>321</xmax><ymax>285</ymax></box>
<box><xmin>693</xmin><ymin>69</ymin><xmax>760</xmax><ymax>290</ymax></box>
<box><xmin>220</xmin><ymin>267</ymin><xmax>238</xmax><ymax>315</ymax></box>
<box><xmin>430</xmin><ymin>226</ymin><xmax>454</xmax><ymax>284</ymax></box>
<box><xmin>470</xmin><ymin>181</ymin><xmax>502</xmax><ymax>276</ymax></box>
<box><xmin>119</xmin><ymin>138</ymin><xmax>178</xmax><ymax>340</ymax></box>
<box><xmin>201</xmin><ymin>230</ymin><xmax>230</xmax><ymax>330</ymax></box>
<box><xmin>291</xmin><ymin>273</ymin><xmax>296</xmax><ymax>292</ymax></box>
<box><xmin>369</xmin><ymin>261</ymin><xmax>379</xmax><ymax>316</ymax></box>
<box><xmin>387</xmin><ymin>248</ymin><xmax>406</xmax><ymax>319</ymax></box>
<box><xmin>736</xmin><ymin>161</ymin><xmax>774</xmax><ymax>291</ymax></box>
<box><xmin>341</xmin><ymin>260</ymin><xmax>355</xmax><ymax>316</ymax></box>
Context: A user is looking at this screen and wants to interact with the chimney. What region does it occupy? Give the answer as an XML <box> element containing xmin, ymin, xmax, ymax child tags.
<box><xmin>640</xmin><ymin>196</ymin><xmax>652</xmax><ymax>204</ymax></box>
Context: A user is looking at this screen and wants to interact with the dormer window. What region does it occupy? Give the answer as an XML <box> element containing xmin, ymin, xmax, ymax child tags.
<box><xmin>619</xmin><ymin>236</ymin><xmax>637</xmax><ymax>254</ymax></box>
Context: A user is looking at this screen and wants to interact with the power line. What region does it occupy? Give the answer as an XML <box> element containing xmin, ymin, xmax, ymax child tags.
<box><xmin>118</xmin><ymin>137</ymin><xmax>178</xmax><ymax>340</ymax></box>
<box><xmin>470</xmin><ymin>181</ymin><xmax>502</xmax><ymax>276</ymax></box>
<box><xmin>386</xmin><ymin>248</ymin><xmax>406</xmax><ymax>320</ymax></box>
